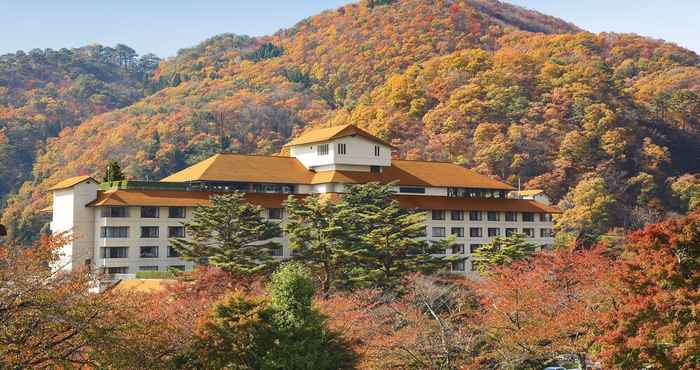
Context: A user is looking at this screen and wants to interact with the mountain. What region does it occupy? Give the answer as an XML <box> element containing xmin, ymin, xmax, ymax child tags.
<box><xmin>2</xmin><ymin>0</ymin><xmax>699</xmax><ymax>241</ymax></box>
<box><xmin>0</xmin><ymin>45</ymin><xmax>159</xmax><ymax>210</ymax></box>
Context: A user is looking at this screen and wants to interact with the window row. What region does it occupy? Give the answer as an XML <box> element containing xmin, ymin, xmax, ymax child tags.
<box><xmin>431</xmin><ymin>227</ymin><xmax>554</xmax><ymax>238</ymax></box>
<box><xmin>101</xmin><ymin>206</ymin><xmax>186</xmax><ymax>219</ymax></box>
<box><xmin>105</xmin><ymin>265</ymin><xmax>186</xmax><ymax>274</ymax></box>
<box><xmin>431</xmin><ymin>210</ymin><xmax>553</xmax><ymax>222</ymax></box>
<box><xmin>100</xmin><ymin>226</ymin><xmax>185</xmax><ymax>239</ymax></box>
<box><xmin>100</xmin><ymin>245</ymin><xmax>182</xmax><ymax>259</ymax></box>
<box><xmin>101</xmin><ymin>206</ymin><xmax>284</xmax><ymax>220</ymax></box>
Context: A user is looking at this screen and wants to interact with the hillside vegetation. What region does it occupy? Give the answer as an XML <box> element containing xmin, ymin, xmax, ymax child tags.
<box><xmin>0</xmin><ymin>45</ymin><xmax>158</xmax><ymax>209</ymax></box>
<box><xmin>2</xmin><ymin>0</ymin><xmax>699</xmax><ymax>241</ymax></box>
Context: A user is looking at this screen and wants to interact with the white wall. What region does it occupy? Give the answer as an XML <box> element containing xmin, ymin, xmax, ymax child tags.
<box><xmin>290</xmin><ymin>136</ymin><xmax>391</xmax><ymax>170</ymax></box>
<box><xmin>50</xmin><ymin>180</ymin><xmax>98</xmax><ymax>272</ymax></box>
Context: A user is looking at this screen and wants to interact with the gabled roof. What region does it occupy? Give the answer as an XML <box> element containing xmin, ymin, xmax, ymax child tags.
<box><xmin>310</xmin><ymin>160</ymin><xmax>515</xmax><ymax>190</ymax></box>
<box><xmin>86</xmin><ymin>189</ymin><xmax>300</xmax><ymax>208</ymax></box>
<box><xmin>284</xmin><ymin>124</ymin><xmax>396</xmax><ymax>148</ymax></box>
<box><xmin>158</xmin><ymin>154</ymin><xmax>515</xmax><ymax>190</ymax></box>
<box><xmin>160</xmin><ymin>154</ymin><xmax>315</xmax><ymax>184</ymax></box>
<box><xmin>48</xmin><ymin>175</ymin><xmax>96</xmax><ymax>191</ymax></box>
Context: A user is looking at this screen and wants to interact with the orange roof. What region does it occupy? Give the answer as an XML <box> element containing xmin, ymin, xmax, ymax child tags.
<box><xmin>285</xmin><ymin>124</ymin><xmax>396</xmax><ymax>148</ymax></box>
<box><xmin>48</xmin><ymin>175</ymin><xmax>96</xmax><ymax>191</ymax></box>
<box><xmin>311</xmin><ymin>160</ymin><xmax>515</xmax><ymax>190</ymax></box>
<box><xmin>84</xmin><ymin>189</ymin><xmax>557</xmax><ymax>213</ymax></box>
<box><xmin>87</xmin><ymin>189</ymin><xmax>301</xmax><ymax>208</ymax></box>
<box><xmin>160</xmin><ymin>154</ymin><xmax>514</xmax><ymax>190</ymax></box>
<box><xmin>112</xmin><ymin>279</ymin><xmax>174</xmax><ymax>293</ymax></box>
<box><xmin>394</xmin><ymin>195</ymin><xmax>561</xmax><ymax>214</ymax></box>
<box><xmin>160</xmin><ymin>154</ymin><xmax>315</xmax><ymax>184</ymax></box>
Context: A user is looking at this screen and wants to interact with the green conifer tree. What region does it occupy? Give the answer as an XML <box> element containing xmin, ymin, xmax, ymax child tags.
<box><xmin>170</xmin><ymin>192</ymin><xmax>281</xmax><ymax>275</ymax></box>
<box><xmin>472</xmin><ymin>233</ymin><xmax>538</xmax><ymax>272</ymax></box>
<box><xmin>102</xmin><ymin>160</ymin><xmax>126</xmax><ymax>183</ymax></box>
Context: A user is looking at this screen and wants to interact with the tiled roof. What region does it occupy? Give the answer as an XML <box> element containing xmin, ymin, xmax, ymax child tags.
<box><xmin>311</xmin><ymin>160</ymin><xmax>515</xmax><ymax>190</ymax></box>
<box><xmin>158</xmin><ymin>154</ymin><xmax>515</xmax><ymax>190</ymax></box>
<box><xmin>160</xmin><ymin>154</ymin><xmax>315</xmax><ymax>184</ymax></box>
<box><xmin>111</xmin><ymin>279</ymin><xmax>174</xmax><ymax>293</ymax></box>
<box><xmin>83</xmin><ymin>189</ymin><xmax>559</xmax><ymax>213</ymax></box>
<box><xmin>394</xmin><ymin>195</ymin><xmax>561</xmax><ymax>214</ymax></box>
<box><xmin>86</xmin><ymin>189</ymin><xmax>299</xmax><ymax>208</ymax></box>
<box><xmin>48</xmin><ymin>175</ymin><xmax>96</xmax><ymax>191</ymax></box>
<box><xmin>284</xmin><ymin>124</ymin><xmax>396</xmax><ymax>148</ymax></box>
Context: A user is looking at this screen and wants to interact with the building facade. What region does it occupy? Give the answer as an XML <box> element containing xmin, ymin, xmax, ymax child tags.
<box><xmin>47</xmin><ymin>124</ymin><xmax>559</xmax><ymax>277</ymax></box>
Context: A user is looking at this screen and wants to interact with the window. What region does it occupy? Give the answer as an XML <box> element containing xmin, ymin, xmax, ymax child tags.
<box><xmin>505</xmin><ymin>212</ymin><xmax>517</xmax><ymax>222</ymax></box>
<box><xmin>168</xmin><ymin>226</ymin><xmax>185</xmax><ymax>238</ymax></box>
<box><xmin>451</xmin><ymin>210</ymin><xmax>464</xmax><ymax>221</ymax></box>
<box><xmin>488</xmin><ymin>228</ymin><xmax>501</xmax><ymax>237</ymax></box>
<box><xmin>101</xmin><ymin>206</ymin><xmax>128</xmax><ymax>218</ymax></box>
<box><xmin>505</xmin><ymin>228</ymin><xmax>518</xmax><ymax>237</ymax></box>
<box><xmin>432</xmin><ymin>227</ymin><xmax>446</xmax><ymax>238</ymax></box>
<box><xmin>469</xmin><ymin>227</ymin><xmax>483</xmax><ymax>238</ymax></box>
<box><xmin>337</xmin><ymin>143</ymin><xmax>347</xmax><ymax>155</ymax></box>
<box><xmin>167</xmin><ymin>246</ymin><xmax>180</xmax><ymax>258</ymax></box>
<box><xmin>451</xmin><ymin>244</ymin><xmax>465</xmax><ymax>254</ymax></box>
<box><xmin>487</xmin><ymin>211</ymin><xmax>500</xmax><ymax>222</ymax></box>
<box><xmin>140</xmin><ymin>246</ymin><xmax>159</xmax><ymax>258</ymax></box>
<box><xmin>169</xmin><ymin>207</ymin><xmax>186</xmax><ymax>218</ymax></box>
<box><xmin>374</xmin><ymin>145</ymin><xmax>380</xmax><ymax>156</ymax></box>
<box><xmin>400</xmin><ymin>187</ymin><xmax>426</xmax><ymax>194</ymax></box>
<box><xmin>540</xmin><ymin>213</ymin><xmax>553</xmax><ymax>222</ymax></box>
<box><xmin>540</xmin><ymin>228</ymin><xmax>555</xmax><ymax>238</ymax></box>
<box><xmin>451</xmin><ymin>227</ymin><xmax>464</xmax><ymax>238</ymax></box>
<box><xmin>451</xmin><ymin>261</ymin><xmax>465</xmax><ymax>272</ymax></box>
<box><xmin>168</xmin><ymin>265</ymin><xmax>186</xmax><ymax>272</ymax></box>
<box><xmin>139</xmin><ymin>266</ymin><xmax>158</xmax><ymax>271</ymax></box>
<box><xmin>370</xmin><ymin>165</ymin><xmax>381</xmax><ymax>173</ymax></box>
<box><xmin>140</xmin><ymin>206</ymin><xmax>160</xmax><ymax>218</ymax></box>
<box><xmin>317</xmin><ymin>143</ymin><xmax>329</xmax><ymax>156</ymax></box>
<box><xmin>470</xmin><ymin>244</ymin><xmax>482</xmax><ymax>253</ymax></box>
<box><xmin>469</xmin><ymin>211</ymin><xmax>482</xmax><ymax>221</ymax></box>
<box><xmin>101</xmin><ymin>247</ymin><xmax>128</xmax><ymax>259</ymax></box>
<box><xmin>432</xmin><ymin>210</ymin><xmax>445</xmax><ymax>220</ymax></box>
<box><xmin>268</xmin><ymin>208</ymin><xmax>283</xmax><ymax>220</ymax></box>
<box><xmin>100</xmin><ymin>226</ymin><xmax>129</xmax><ymax>238</ymax></box>
<box><xmin>523</xmin><ymin>228</ymin><xmax>535</xmax><ymax>238</ymax></box>
<box><xmin>522</xmin><ymin>212</ymin><xmax>535</xmax><ymax>222</ymax></box>
<box><xmin>106</xmin><ymin>266</ymin><xmax>128</xmax><ymax>274</ymax></box>
<box><xmin>140</xmin><ymin>226</ymin><xmax>159</xmax><ymax>238</ymax></box>
<box><xmin>271</xmin><ymin>246</ymin><xmax>284</xmax><ymax>257</ymax></box>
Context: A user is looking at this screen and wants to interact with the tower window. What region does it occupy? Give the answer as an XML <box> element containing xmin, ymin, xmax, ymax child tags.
<box><xmin>337</xmin><ymin>143</ymin><xmax>347</xmax><ymax>155</ymax></box>
<box><xmin>317</xmin><ymin>144</ymin><xmax>329</xmax><ymax>156</ymax></box>
<box><xmin>374</xmin><ymin>145</ymin><xmax>380</xmax><ymax>156</ymax></box>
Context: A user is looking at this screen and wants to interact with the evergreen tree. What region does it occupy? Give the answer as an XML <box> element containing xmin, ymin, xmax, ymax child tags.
<box><xmin>341</xmin><ymin>182</ymin><xmax>449</xmax><ymax>289</ymax></box>
<box><xmin>170</xmin><ymin>192</ymin><xmax>281</xmax><ymax>275</ymax></box>
<box><xmin>102</xmin><ymin>160</ymin><xmax>126</xmax><ymax>182</ymax></box>
<box><xmin>179</xmin><ymin>262</ymin><xmax>355</xmax><ymax>369</ymax></box>
<box><xmin>472</xmin><ymin>233</ymin><xmax>538</xmax><ymax>272</ymax></box>
<box><xmin>284</xmin><ymin>195</ymin><xmax>351</xmax><ymax>294</ymax></box>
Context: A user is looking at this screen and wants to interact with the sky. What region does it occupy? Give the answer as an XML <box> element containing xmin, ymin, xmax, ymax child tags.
<box><xmin>0</xmin><ymin>0</ymin><xmax>698</xmax><ymax>58</ymax></box>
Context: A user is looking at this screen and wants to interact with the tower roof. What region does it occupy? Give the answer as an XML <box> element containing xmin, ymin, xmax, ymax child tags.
<box><xmin>284</xmin><ymin>124</ymin><xmax>396</xmax><ymax>148</ymax></box>
<box><xmin>48</xmin><ymin>175</ymin><xmax>96</xmax><ymax>191</ymax></box>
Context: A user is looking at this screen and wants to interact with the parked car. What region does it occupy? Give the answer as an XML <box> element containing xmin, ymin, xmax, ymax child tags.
<box><xmin>544</xmin><ymin>367</ymin><xmax>567</xmax><ymax>370</ymax></box>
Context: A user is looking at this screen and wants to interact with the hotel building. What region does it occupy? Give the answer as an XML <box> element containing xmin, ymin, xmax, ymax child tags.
<box><xmin>46</xmin><ymin>124</ymin><xmax>559</xmax><ymax>277</ymax></box>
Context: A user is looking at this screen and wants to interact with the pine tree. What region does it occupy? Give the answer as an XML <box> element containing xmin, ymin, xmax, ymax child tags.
<box><xmin>284</xmin><ymin>195</ymin><xmax>351</xmax><ymax>294</ymax></box>
<box><xmin>170</xmin><ymin>192</ymin><xmax>281</xmax><ymax>275</ymax></box>
<box><xmin>102</xmin><ymin>160</ymin><xmax>126</xmax><ymax>183</ymax></box>
<box><xmin>472</xmin><ymin>233</ymin><xmax>538</xmax><ymax>272</ymax></box>
<box><xmin>342</xmin><ymin>182</ymin><xmax>449</xmax><ymax>289</ymax></box>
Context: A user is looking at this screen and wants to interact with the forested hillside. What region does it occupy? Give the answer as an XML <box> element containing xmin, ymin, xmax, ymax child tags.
<box><xmin>0</xmin><ymin>45</ymin><xmax>159</xmax><ymax>209</ymax></box>
<box><xmin>2</xmin><ymin>0</ymin><xmax>699</xmax><ymax>242</ymax></box>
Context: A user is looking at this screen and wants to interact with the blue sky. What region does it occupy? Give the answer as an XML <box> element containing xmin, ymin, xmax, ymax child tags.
<box><xmin>0</xmin><ymin>0</ymin><xmax>697</xmax><ymax>57</ymax></box>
